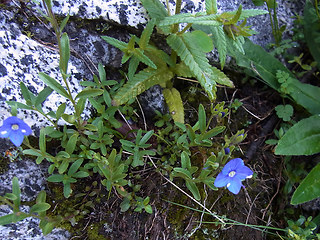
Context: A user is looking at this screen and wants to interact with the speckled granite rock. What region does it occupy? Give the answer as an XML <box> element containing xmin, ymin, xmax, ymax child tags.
<box><xmin>0</xmin><ymin>205</ymin><xmax>70</xmax><ymax>240</ymax></box>
<box><xmin>0</xmin><ymin>159</ymin><xmax>71</xmax><ymax>240</ymax></box>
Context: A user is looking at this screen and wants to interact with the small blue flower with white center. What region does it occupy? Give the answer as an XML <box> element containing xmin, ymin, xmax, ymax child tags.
<box><xmin>0</xmin><ymin>116</ymin><xmax>32</xmax><ymax>147</ymax></box>
<box><xmin>214</xmin><ymin>158</ymin><xmax>253</xmax><ymax>194</ymax></box>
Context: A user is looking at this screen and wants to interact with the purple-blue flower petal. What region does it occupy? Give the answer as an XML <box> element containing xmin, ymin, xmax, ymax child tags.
<box><xmin>236</xmin><ymin>165</ymin><xmax>253</xmax><ymax>179</ymax></box>
<box><xmin>214</xmin><ymin>172</ymin><xmax>230</xmax><ymax>187</ymax></box>
<box><xmin>9</xmin><ymin>130</ymin><xmax>25</xmax><ymax>147</ymax></box>
<box><xmin>227</xmin><ymin>178</ymin><xmax>243</xmax><ymax>194</ymax></box>
<box><xmin>221</xmin><ymin>158</ymin><xmax>243</xmax><ymax>175</ymax></box>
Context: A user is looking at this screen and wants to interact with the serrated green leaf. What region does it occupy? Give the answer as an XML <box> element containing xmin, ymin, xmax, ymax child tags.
<box><xmin>128</xmin><ymin>56</ymin><xmax>140</xmax><ymax>80</ymax></box>
<box><xmin>132</xmin><ymin>48</ymin><xmax>157</xmax><ymax>69</ymax></box>
<box><xmin>159</xmin><ymin>13</ymin><xmax>221</xmax><ymax>26</ymax></box>
<box><xmin>113</xmin><ymin>67</ymin><xmax>173</xmax><ymax>105</ymax></box>
<box><xmin>163</xmin><ymin>88</ymin><xmax>184</xmax><ymax>123</ymax></box>
<box><xmin>38</xmin><ymin>72</ymin><xmax>69</xmax><ymax>99</ymax></box>
<box><xmin>140</xmin><ymin>0</ymin><xmax>168</xmax><ymax>21</ymax></box>
<box><xmin>206</xmin><ymin>0</ymin><xmax>217</xmax><ymax>14</ymax></box>
<box><xmin>30</xmin><ymin>203</ymin><xmax>51</xmax><ymax>213</ymax></box>
<box><xmin>101</xmin><ymin>36</ymin><xmax>128</xmax><ymax>51</ymax></box>
<box><xmin>189</xmin><ymin>30</ymin><xmax>213</xmax><ymax>53</ymax></box>
<box><xmin>167</xmin><ymin>33</ymin><xmax>217</xmax><ymax>100</ymax></box>
<box><xmin>275</xmin><ymin>115</ymin><xmax>320</xmax><ymax>156</ymax></box>
<box><xmin>75</xmin><ymin>88</ymin><xmax>104</xmax><ymax>99</ymax></box>
<box><xmin>60</xmin><ymin>33</ymin><xmax>70</xmax><ymax>74</ymax></box>
<box><xmin>35</xmin><ymin>87</ymin><xmax>53</xmax><ymax>107</ymax></box>
<box><xmin>210</xmin><ymin>66</ymin><xmax>234</xmax><ymax>87</ymax></box>
<box><xmin>229</xmin><ymin>5</ymin><xmax>242</xmax><ymax>25</ymax></box>
<box><xmin>139</xmin><ymin>19</ymin><xmax>155</xmax><ymax>50</ymax></box>
<box><xmin>291</xmin><ymin>163</ymin><xmax>320</xmax><ymax>205</ymax></box>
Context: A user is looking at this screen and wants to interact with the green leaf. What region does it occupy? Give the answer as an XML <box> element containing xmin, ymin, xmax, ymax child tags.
<box><xmin>58</xmin><ymin>159</ymin><xmax>69</xmax><ymax>174</ymax></box>
<box><xmin>39</xmin><ymin>128</ymin><xmax>46</xmax><ymax>153</ymax></box>
<box><xmin>139</xmin><ymin>19</ymin><xmax>155</xmax><ymax>50</ymax></box>
<box><xmin>63</xmin><ymin>182</ymin><xmax>72</xmax><ymax>198</ymax></box>
<box><xmin>56</xmin><ymin>103</ymin><xmax>66</xmax><ymax>120</ymax></box>
<box><xmin>4</xmin><ymin>193</ymin><xmax>17</xmax><ymax>201</ymax></box>
<box><xmin>19</xmin><ymin>82</ymin><xmax>33</xmax><ymax>104</ymax></box>
<box><xmin>68</xmin><ymin>158</ymin><xmax>84</xmax><ymax>176</ymax></box>
<box><xmin>198</xmin><ymin>104</ymin><xmax>206</xmax><ymax>133</ymax></box>
<box><xmin>139</xmin><ymin>130</ymin><xmax>154</xmax><ymax>145</ymax></box>
<box><xmin>275</xmin><ymin>115</ymin><xmax>320</xmax><ymax>156</ymax></box>
<box><xmin>6</xmin><ymin>101</ymin><xmax>33</xmax><ymax>111</ymax></box>
<box><xmin>101</xmin><ymin>36</ymin><xmax>128</xmax><ymax>52</ymax></box>
<box><xmin>206</xmin><ymin>0</ymin><xmax>217</xmax><ymax>14</ymax></box>
<box><xmin>113</xmin><ymin>67</ymin><xmax>173</xmax><ymax>105</ymax></box>
<box><xmin>291</xmin><ymin>163</ymin><xmax>320</xmax><ymax>205</ymax></box>
<box><xmin>140</xmin><ymin>0</ymin><xmax>168</xmax><ymax>21</ymax></box>
<box><xmin>60</xmin><ymin>33</ymin><xmax>70</xmax><ymax>74</ymax></box>
<box><xmin>30</xmin><ymin>203</ymin><xmax>51</xmax><ymax>213</ymax></box>
<box><xmin>159</xmin><ymin>13</ymin><xmax>221</xmax><ymax>27</ymax></box>
<box><xmin>173</xmin><ymin>168</ymin><xmax>192</xmax><ymax>179</ymax></box>
<box><xmin>23</xmin><ymin>149</ymin><xmax>42</xmax><ymax>157</ymax></box>
<box><xmin>186</xmin><ymin>180</ymin><xmax>201</xmax><ymax>201</ymax></box>
<box><xmin>189</xmin><ymin>30</ymin><xmax>213</xmax><ymax>53</ymax></box>
<box><xmin>47</xmin><ymin>174</ymin><xmax>64</xmax><ymax>183</ymax></box>
<box><xmin>304</xmin><ymin>1</ymin><xmax>320</xmax><ymax>69</ymax></box>
<box><xmin>98</xmin><ymin>63</ymin><xmax>107</xmax><ymax>82</ymax></box>
<box><xmin>65</xmin><ymin>133</ymin><xmax>79</xmax><ymax>155</ymax></box>
<box><xmin>35</xmin><ymin>87</ymin><xmax>53</xmax><ymax>107</ymax></box>
<box><xmin>0</xmin><ymin>214</ymin><xmax>15</xmax><ymax>225</ymax></box>
<box><xmin>275</xmin><ymin>104</ymin><xmax>293</xmax><ymax>122</ymax></box>
<box><xmin>167</xmin><ymin>33</ymin><xmax>217</xmax><ymax>100</ymax></box>
<box><xmin>59</xmin><ymin>14</ymin><xmax>70</xmax><ymax>32</ymax></box>
<box><xmin>202</xmin><ymin>126</ymin><xmax>225</xmax><ymax>139</ymax></box>
<box><xmin>181</xmin><ymin>151</ymin><xmax>191</xmax><ymax>170</ymax></box>
<box><xmin>42</xmin><ymin>221</ymin><xmax>56</xmax><ymax>235</ymax></box>
<box><xmin>12</xmin><ymin>177</ymin><xmax>21</xmax><ymax>210</ymax></box>
<box><xmin>132</xmin><ymin>48</ymin><xmax>157</xmax><ymax>69</ymax></box>
<box><xmin>163</xmin><ymin>88</ymin><xmax>184</xmax><ymax>124</ymax></box>
<box><xmin>288</xmin><ymin>80</ymin><xmax>320</xmax><ymax>115</ymax></box>
<box><xmin>75</xmin><ymin>88</ymin><xmax>104</xmax><ymax>99</ymax></box>
<box><xmin>72</xmin><ymin>171</ymin><xmax>89</xmax><ymax>178</ymax></box>
<box><xmin>38</xmin><ymin>72</ymin><xmax>69</xmax><ymax>99</ymax></box>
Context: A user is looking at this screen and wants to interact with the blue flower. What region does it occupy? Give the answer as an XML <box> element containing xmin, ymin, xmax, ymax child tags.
<box><xmin>0</xmin><ymin>116</ymin><xmax>32</xmax><ymax>147</ymax></box>
<box><xmin>214</xmin><ymin>158</ymin><xmax>253</xmax><ymax>194</ymax></box>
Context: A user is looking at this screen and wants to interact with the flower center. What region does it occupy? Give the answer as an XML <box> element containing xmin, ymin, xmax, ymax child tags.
<box><xmin>228</xmin><ymin>170</ymin><xmax>236</xmax><ymax>177</ymax></box>
<box><xmin>11</xmin><ymin>124</ymin><xmax>19</xmax><ymax>130</ymax></box>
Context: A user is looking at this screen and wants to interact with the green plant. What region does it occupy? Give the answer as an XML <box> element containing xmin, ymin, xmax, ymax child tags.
<box><xmin>101</xmin><ymin>0</ymin><xmax>267</xmax><ymax>123</ymax></box>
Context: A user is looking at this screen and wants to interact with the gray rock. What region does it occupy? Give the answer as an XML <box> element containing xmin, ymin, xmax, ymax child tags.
<box><xmin>0</xmin><ymin>205</ymin><xmax>70</xmax><ymax>240</ymax></box>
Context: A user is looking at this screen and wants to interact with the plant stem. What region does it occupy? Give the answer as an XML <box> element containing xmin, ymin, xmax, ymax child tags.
<box><xmin>172</xmin><ymin>0</ymin><xmax>183</xmax><ymax>33</ymax></box>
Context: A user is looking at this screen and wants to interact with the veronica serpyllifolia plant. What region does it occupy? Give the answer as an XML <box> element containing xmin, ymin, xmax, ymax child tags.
<box><xmin>0</xmin><ymin>116</ymin><xmax>32</xmax><ymax>147</ymax></box>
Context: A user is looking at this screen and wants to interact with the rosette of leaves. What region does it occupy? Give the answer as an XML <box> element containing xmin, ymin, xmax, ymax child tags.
<box><xmin>101</xmin><ymin>0</ymin><xmax>269</xmax><ymax>123</ymax></box>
